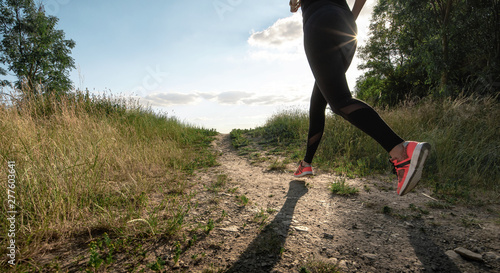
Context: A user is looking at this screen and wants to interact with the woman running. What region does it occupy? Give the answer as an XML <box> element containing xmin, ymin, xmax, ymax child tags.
<box><xmin>290</xmin><ymin>0</ymin><xmax>431</xmax><ymax>196</ymax></box>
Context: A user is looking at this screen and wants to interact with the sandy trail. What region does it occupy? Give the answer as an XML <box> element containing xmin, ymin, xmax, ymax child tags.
<box><xmin>177</xmin><ymin>134</ymin><xmax>499</xmax><ymax>272</ymax></box>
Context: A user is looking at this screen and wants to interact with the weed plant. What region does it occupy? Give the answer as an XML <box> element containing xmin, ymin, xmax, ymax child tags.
<box><xmin>0</xmin><ymin>90</ymin><xmax>217</xmax><ymax>268</ymax></box>
<box><xmin>329</xmin><ymin>178</ymin><xmax>359</xmax><ymax>196</ymax></box>
<box><xmin>229</xmin><ymin>129</ymin><xmax>250</xmax><ymax>148</ymax></box>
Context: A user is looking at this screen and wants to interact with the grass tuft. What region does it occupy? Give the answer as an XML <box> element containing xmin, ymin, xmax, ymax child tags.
<box><xmin>329</xmin><ymin>177</ymin><xmax>359</xmax><ymax>196</ymax></box>
<box><xmin>300</xmin><ymin>259</ymin><xmax>341</xmax><ymax>273</ymax></box>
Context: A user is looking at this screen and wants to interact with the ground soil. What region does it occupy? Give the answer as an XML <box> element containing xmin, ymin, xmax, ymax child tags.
<box><xmin>170</xmin><ymin>134</ymin><xmax>499</xmax><ymax>273</ymax></box>
<box><xmin>33</xmin><ymin>134</ymin><xmax>500</xmax><ymax>272</ymax></box>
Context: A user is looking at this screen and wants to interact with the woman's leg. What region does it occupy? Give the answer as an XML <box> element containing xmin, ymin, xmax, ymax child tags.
<box><xmin>303</xmin><ymin>4</ymin><xmax>404</xmax><ymax>158</ymax></box>
<box><xmin>300</xmin><ymin>3</ymin><xmax>430</xmax><ymax>196</ymax></box>
<box><xmin>303</xmin><ymin>82</ymin><xmax>327</xmax><ymax>164</ymax></box>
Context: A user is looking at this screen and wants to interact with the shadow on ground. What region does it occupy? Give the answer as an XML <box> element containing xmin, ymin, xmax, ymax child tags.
<box><xmin>408</xmin><ymin>220</ymin><xmax>490</xmax><ymax>272</ymax></box>
<box><xmin>226</xmin><ymin>180</ymin><xmax>308</xmax><ymax>273</ymax></box>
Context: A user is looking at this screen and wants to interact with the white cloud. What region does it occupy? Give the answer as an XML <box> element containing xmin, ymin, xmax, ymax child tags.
<box><xmin>141</xmin><ymin>92</ymin><xmax>199</xmax><ymax>106</ymax></box>
<box><xmin>216</xmin><ymin>91</ymin><xmax>253</xmax><ymax>104</ymax></box>
<box><xmin>248</xmin><ymin>13</ymin><xmax>303</xmax><ymax>48</ymax></box>
<box><xmin>247</xmin><ymin>13</ymin><xmax>305</xmax><ymax>61</ymax></box>
<box><xmin>139</xmin><ymin>90</ymin><xmax>306</xmax><ymax>107</ymax></box>
<box><xmin>197</xmin><ymin>92</ymin><xmax>217</xmax><ymax>100</ymax></box>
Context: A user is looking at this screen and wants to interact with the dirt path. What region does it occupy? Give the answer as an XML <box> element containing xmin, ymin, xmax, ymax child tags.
<box><xmin>174</xmin><ymin>134</ymin><xmax>499</xmax><ymax>272</ymax></box>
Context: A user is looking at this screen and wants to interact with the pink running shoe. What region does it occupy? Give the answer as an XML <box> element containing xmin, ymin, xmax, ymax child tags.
<box><xmin>390</xmin><ymin>141</ymin><xmax>431</xmax><ymax>196</ymax></box>
<box><xmin>294</xmin><ymin>160</ymin><xmax>313</xmax><ymax>178</ymax></box>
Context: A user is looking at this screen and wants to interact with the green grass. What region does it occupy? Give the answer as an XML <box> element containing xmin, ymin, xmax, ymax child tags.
<box><xmin>236</xmin><ymin>194</ymin><xmax>250</xmax><ymax>206</ymax></box>
<box><xmin>425</xmin><ymin>201</ymin><xmax>454</xmax><ymax>209</ymax></box>
<box><xmin>268</xmin><ymin>158</ymin><xmax>287</xmax><ymax>172</ymax></box>
<box><xmin>0</xmin><ymin>91</ymin><xmax>218</xmax><ymax>269</ymax></box>
<box><xmin>329</xmin><ymin>177</ymin><xmax>359</xmax><ymax>196</ymax></box>
<box><xmin>300</xmin><ymin>259</ymin><xmax>341</xmax><ymax>273</ymax></box>
<box><xmin>234</xmin><ymin>96</ymin><xmax>500</xmax><ymax>203</ymax></box>
<box><xmin>229</xmin><ymin>128</ymin><xmax>250</xmax><ymax>148</ymax></box>
<box><xmin>207</xmin><ymin>174</ymin><xmax>229</xmax><ymax>194</ymax></box>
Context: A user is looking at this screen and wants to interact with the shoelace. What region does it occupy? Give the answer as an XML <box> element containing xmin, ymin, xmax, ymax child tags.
<box><xmin>390</xmin><ymin>142</ymin><xmax>410</xmax><ymax>174</ymax></box>
<box><xmin>290</xmin><ymin>0</ymin><xmax>301</xmax><ymax>12</ymax></box>
<box><xmin>390</xmin><ymin>159</ymin><xmax>410</xmax><ymax>174</ymax></box>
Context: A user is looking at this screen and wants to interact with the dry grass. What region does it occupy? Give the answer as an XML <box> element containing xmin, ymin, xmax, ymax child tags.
<box><xmin>0</xmin><ymin>91</ymin><xmax>217</xmax><ymax>267</ymax></box>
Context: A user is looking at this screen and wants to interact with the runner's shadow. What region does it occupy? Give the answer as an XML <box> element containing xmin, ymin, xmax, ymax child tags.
<box><xmin>226</xmin><ymin>180</ymin><xmax>308</xmax><ymax>273</ymax></box>
<box><xmin>408</xmin><ymin>221</ymin><xmax>463</xmax><ymax>272</ymax></box>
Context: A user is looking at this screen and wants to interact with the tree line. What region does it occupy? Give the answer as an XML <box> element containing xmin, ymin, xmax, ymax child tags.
<box><xmin>0</xmin><ymin>0</ymin><xmax>75</xmax><ymax>96</ymax></box>
<box><xmin>1</xmin><ymin>0</ymin><xmax>498</xmax><ymax>104</ymax></box>
<box><xmin>356</xmin><ymin>0</ymin><xmax>500</xmax><ymax>106</ymax></box>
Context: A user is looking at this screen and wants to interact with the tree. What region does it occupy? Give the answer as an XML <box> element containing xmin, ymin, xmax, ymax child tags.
<box><xmin>356</xmin><ymin>0</ymin><xmax>500</xmax><ymax>106</ymax></box>
<box><xmin>356</xmin><ymin>0</ymin><xmax>433</xmax><ymax>105</ymax></box>
<box><xmin>0</xmin><ymin>0</ymin><xmax>75</xmax><ymax>95</ymax></box>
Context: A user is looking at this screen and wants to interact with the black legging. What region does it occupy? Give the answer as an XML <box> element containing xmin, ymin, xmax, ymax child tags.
<box><xmin>302</xmin><ymin>1</ymin><xmax>404</xmax><ymax>163</ymax></box>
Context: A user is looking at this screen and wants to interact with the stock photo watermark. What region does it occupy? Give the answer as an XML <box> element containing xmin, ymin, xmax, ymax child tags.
<box><xmin>44</xmin><ymin>0</ymin><xmax>72</xmax><ymax>15</ymax></box>
<box><xmin>213</xmin><ymin>0</ymin><xmax>243</xmax><ymax>21</ymax></box>
<box><xmin>6</xmin><ymin>161</ymin><xmax>17</xmax><ymax>266</ymax></box>
<box><xmin>131</xmin><ymin>65</ymin><xmax>168</xmax><ymax>97</ymax></box>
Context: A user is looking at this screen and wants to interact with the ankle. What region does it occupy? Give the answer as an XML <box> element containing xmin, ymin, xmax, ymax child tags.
<box><xmin>389</xmin><ymin>142</ymin><xmax>406</xmax><ymax>161</ymax></box>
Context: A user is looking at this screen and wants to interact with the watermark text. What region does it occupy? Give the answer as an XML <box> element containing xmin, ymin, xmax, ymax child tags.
<box><xmin>131</xmin><ymin>65</ymin><xmax>168</xmax><ymax>97</ymax></box>
<box><xmin>7</xmin><ymin>161</ymin><xmax>16</xmax><ymax>266</ymax></box>
<box><xmin>44</xmin><ymin>0</ymin><xmax>73</xmax><ymax>15</ymax></box>
<box><xmin>213</xmin><ymin>0</ymin><xmax>244</xmax><ymax>21</ymax></box>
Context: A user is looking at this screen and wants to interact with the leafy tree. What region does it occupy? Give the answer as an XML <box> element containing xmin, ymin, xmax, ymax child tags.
<box><xmin>356</xmin><ymin>0</ymin><xmax>500</xmax><ymax>106</ymax></box>
<box><xmin>355</xmin><ymin>0</ymin><xmax>432</xmax><ymax>105</ymax></box>
<box><xmin>0</xmin><ymin>0</ymin><xmax>75</xmax><ymax>95</ymax></box>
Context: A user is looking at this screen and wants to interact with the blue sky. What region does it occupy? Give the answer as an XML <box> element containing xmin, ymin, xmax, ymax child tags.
<box><xmin>41</xmin><ymin>0</ymin><xmax>374</xmax><ymax>133</ymax></box>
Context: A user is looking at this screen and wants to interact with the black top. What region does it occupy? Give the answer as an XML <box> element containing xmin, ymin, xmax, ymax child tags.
<box><xmin>301</xmin><ymin>0</ymin><xmax>349</xmax><ymax>12</ymax></box>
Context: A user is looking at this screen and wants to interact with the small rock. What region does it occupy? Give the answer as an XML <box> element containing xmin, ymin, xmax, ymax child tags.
<box><xmin>172</xmin><ymin>260</ymin><xmax>183</xmax><ymax>269</ymax></box>
<box><xmin>294</xmin><ymin>226</ymin><xmax>309</xmax><ymax>232</ymax></box>
<box><xmin>328</xmin><ymin>257</ymin><xmax>338</xmax><ymax>264</ymax></box>
<box><xmin>362</xmin><ymin>253</ymin><xmax>378</xmax><ymax>260</ymax></box>
<box><xmin>220</xmin><ymin>226</ymin><xmax>239</xmax><ymax>232</ymax></box>
<box><xmin>372</xmin><ymin>229</ymin><xmax>384</xmax><ymax>234</ymax></box>
<box><xmin>405</xmin><ymin>221</ymin><xmax>415</xmax><ymax>228</ymax></box>
<box><xmin>454</xmin><ymin>247</ymin><xmax>484</xmax><ymax>262</ymax></box>
<box><xmin>445</xmin><ymin>250</ymin><xmax>462</xmax><ymax>261</ymax></box>
<box><xmin>338</xmin><ymin>260</ymin><xmax>348</xmax><ymax>269</ymax></box>
<box><xmin>323</xmin><ymin>233</ymin><xmax>334</xmax><ymax>239</ymax></box>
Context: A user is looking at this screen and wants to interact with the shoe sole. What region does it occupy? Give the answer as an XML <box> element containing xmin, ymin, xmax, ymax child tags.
<box><xmin>294</xmin><ymin>171</ymin><xmax>313</xmax><ymax>178</ymax></box>
<box><xmin>399</xmin><ymin>142</ymin><xmax>431</xmax><ymax>196</ymax></box>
